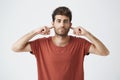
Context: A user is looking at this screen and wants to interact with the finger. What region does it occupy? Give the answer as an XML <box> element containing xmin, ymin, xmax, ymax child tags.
<box><xmin>42</xmin><ymin>26</ymin><xmax>47</xmax><ymax>32</ymax></box>
<box><xmin>44</xmin><ymin>27</ymin><xmax>50</xmax><ymax>35</ymax></box>
<box><xmin>78</xmin><ymin>32</ymin><xmax>81</xmax><ymax>36</ymax></box>
<box><xmin>46</xmin><ymin>31</ymin><xmax>50</xmax><ymax>35</ymax></box>
<box><xmin>78</xmin><ymin>28</ymin><xmax>81</xmax><ymax>31</ymax></box>
<box><xmin>48</xmin><ymin>26</ymin><xmax>54</xmax><ymax>29</ymax></box>
<box><xmin>73</xmin><ymin>31</ymin><xmax>76</xmax><ymax>34</ymax></box>
<box><xmin>48</xmin><ymin>30</ymin><xmax>50</xmax><ymax>34</ymax></box>
<box><xmin>41</xmin><ymin>32</ymin><xmax>45</xmax><ymax>35</ymax></box>
<box><xmin>46</xmin><ymin>28</ymin><xmax>50</xmax><ymax>34</ymax></box>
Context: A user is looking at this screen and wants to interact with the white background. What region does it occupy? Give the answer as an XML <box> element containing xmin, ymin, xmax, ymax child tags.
<box><xmin>0</xmin><ymin>0</ymin><xmax>120</xmax><ymax>80</ymax></box>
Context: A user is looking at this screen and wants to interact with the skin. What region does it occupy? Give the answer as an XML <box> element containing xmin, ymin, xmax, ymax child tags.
<box><xmin>51</xmin><ymin>15</ymin><xmax>72</xmax><ymax>47</ymax></box>
<box><xmin>11</xmin><ymin>15</ymin><xmax>109</xmax><ymax>56</ymax></box>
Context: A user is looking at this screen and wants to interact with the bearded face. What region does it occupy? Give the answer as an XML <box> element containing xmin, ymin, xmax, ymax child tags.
<box><xmin>52</xmin><ymin>15</ymin><xmax>72</xmax><ymax>36</ymax></box>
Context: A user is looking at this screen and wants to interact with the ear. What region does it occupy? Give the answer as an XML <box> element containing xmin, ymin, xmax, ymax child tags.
<box><xmin>51</xmin><ymin>22</ymin><xmax>54</xmax><ymax>28</ymax></box>
<box><xmin>70</xmin><ymin>23</ymin><xmax>72</xmax><ymax>28</ymax></box>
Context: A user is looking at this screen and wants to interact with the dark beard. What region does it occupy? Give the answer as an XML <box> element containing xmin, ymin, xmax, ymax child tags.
<box><xmin>54</xmin><ymin>28</ymin><xmax>70</xmax><ymax>37</ymax></box>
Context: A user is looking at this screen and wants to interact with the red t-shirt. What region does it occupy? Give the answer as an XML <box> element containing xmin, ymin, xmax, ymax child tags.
<box><xmin>30</xmin><ymin>36</ymin><xmax>91</xmax><ymax>80</ymax></box>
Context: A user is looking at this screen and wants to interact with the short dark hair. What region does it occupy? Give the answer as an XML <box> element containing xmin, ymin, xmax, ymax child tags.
<box><xmin>52</xmin><ymin>6</ymin><xmax>72</xmax><ymax>22</ymax></box>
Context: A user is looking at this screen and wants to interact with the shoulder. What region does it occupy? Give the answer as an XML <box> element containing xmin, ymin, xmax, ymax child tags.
<box><xmin>30</xmin><ymin>36</ymin><xmax>51</xmax><ymax>44</ymax></box>
<box><xmin>36</xmin><ymin>36</ymin><xmax>51</xmax><ymax>41</ymax></box>
<box><xmin>70</xmin><ymin>36</ymin><xmax>88</xmax><ymax>42</ymax></box>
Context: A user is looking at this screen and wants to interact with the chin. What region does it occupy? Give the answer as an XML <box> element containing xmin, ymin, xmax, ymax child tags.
<box><xmin>56</xmin><ymin>33</ymin><xmax>68</xmax><ymax>36</ymax></box>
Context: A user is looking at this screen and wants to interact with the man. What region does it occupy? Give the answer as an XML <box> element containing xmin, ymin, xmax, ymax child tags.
<box><xmin>12</xmin><ymin>6</ymin><xmax>109</xmax><ymax>80</ymax></box>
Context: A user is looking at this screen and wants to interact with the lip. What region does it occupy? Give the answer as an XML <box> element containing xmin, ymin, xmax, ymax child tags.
<box><xmin>59</xmin><ymin>28</ymin><xmax>65</xmax><ymax>32</ymax></box>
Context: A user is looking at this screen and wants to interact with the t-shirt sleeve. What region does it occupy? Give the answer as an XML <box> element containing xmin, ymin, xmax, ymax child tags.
<box><xmin>84</xmin><ymin>39</ymin><xmax>92</xmax><ymax>55</ymax></box>
<box><xmin>29</xmin><ymin>39</ymin><xmax>40</xmax><ymax>55</ymax></box>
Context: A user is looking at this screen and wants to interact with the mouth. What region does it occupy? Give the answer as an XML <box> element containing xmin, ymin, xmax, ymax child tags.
<box><xmin>59</xmin><ymin>28</ymin><xmax>66</xmax><ymax>32</ymax></box>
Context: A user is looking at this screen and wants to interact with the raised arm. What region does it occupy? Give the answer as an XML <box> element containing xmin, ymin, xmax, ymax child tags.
<box><xmin>72</xmin><ymin>26</ymin><xmax>109</xmax><ymax>56</ymax></box>
<box><xmin>11</xmin><ymin>26</ymin><xmax>52</xmax><ymax>52</ymax></box>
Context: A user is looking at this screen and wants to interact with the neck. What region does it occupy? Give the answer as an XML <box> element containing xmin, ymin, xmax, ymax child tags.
<box><xmin>52</xmin><ymin>35</ymin><xmax>70</xmax><ymax>47</ymax></box>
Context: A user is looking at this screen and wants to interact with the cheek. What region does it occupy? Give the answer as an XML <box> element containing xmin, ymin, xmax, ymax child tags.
<box><xmin>54</xmin><ymin>24</ymin><xmax>61</xmax><ymax>28</ymax></box>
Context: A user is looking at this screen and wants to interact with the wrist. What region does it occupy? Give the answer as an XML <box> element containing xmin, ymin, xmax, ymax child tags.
<box><xmin>84</xmin><ymin>31</ymin><xmax>91</xmax><ymax>37</ymax></box>
<box><xmin>31</xmin><ymin>30</ymin><xmax>39</xmax><ymax>35</ymax></box>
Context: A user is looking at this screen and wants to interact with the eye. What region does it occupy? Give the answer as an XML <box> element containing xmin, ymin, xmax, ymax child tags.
<box><xmin>64</xmin><ymin>20</ymin><xmax>69</xmax><ymax>23</ymax></box>
<box><xmin>57</xmin><ymin>19</ymin><xmax>61</xmax><ymax>23</ymax></box>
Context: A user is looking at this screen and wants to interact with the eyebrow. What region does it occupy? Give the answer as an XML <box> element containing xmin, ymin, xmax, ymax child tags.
<box><xmin>56</xmin><ymin>19</ymin><xmax>69</xmax><ymax>21</ymax></box>
<box><xmin>56</xmin><ymin>19</ymin><xmax>61</xmax><ymax>20</ymax></box>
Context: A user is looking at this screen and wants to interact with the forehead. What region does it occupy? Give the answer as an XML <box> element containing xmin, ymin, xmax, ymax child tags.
<box><xmin>55</xmin><ymin>15</ymin><xmax>69</xmax><ymax>20</ymax></box>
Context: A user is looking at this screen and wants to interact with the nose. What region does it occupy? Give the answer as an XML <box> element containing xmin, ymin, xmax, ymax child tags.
<box><xmin>60</xmin><ymin>22</ymin><xmax>64</xmax><ymax>27</ymax></box>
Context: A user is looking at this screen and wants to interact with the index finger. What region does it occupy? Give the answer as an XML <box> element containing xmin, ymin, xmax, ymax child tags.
<box><xmin>48</xmin><ymin>26</ymin><xmax>54</xmax><ymax>29</ymax></box>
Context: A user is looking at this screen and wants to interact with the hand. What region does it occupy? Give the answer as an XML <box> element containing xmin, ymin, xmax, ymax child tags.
<box><xmin>34</xmin><ymin>26</ymin><xmax>53</xmax><ymax>35</ymax></box>
<box><xmin>72</xmin><ymin>26</ymin><xmax>89</xmax><ymax>36</ymax></box>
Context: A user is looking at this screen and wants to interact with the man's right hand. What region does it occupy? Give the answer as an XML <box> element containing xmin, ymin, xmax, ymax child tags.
<box><xmin>33</xmin><ymin>26</ymin><xmax>53</xmax><ymax>35</ymax></box>
<box><xmin>12</xmin><ymin>26</ymin><xmax>53</xmax><ymax>52</ymax></box>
